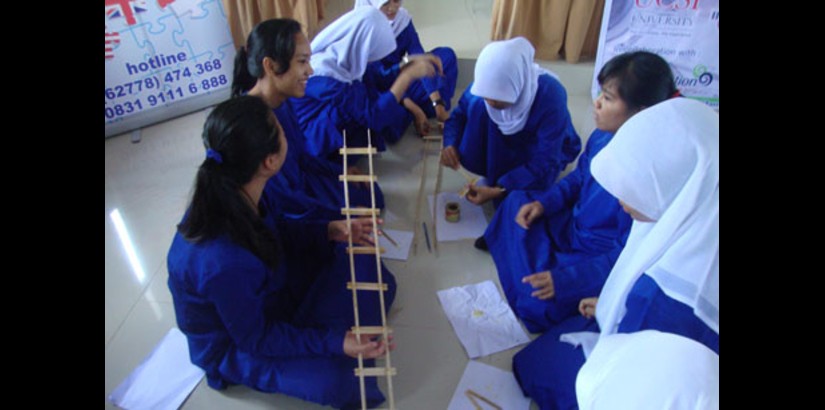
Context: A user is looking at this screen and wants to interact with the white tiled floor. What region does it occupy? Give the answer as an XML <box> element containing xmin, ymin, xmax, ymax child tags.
<box><xmin>105</xmin><ymin>0</ymin><xmax>597</xmax><ymax>408</ymax></box>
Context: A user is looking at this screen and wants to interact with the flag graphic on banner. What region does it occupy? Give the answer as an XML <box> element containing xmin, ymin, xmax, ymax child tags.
<box><xmin>105</xmin><ymin>0</ymin><xmax>148</xmax><ymax>26</ymax></box>
<box><xmin>105</xmin><ymin>26</ymin><xmax>120</xmax><ymax>60</ymax></box>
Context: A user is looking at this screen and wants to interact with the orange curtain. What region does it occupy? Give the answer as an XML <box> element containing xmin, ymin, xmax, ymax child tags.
<box><xmin>491</xmin><ymin>0</ymin><xmax>604</xmax><ymax>63</ymax></box>
<box><xmin>222</xmin><ymin>0</ymin><xmax>326</xmax><ymax>49</ymax></box>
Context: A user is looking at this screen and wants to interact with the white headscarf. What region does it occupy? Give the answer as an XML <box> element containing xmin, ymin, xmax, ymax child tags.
<box><xmin>576</xmin><ymin>330</ymin><xmax>719</xmax><ymax>410</ymax></box>
<box><xmin>309</xmin><ymin>6</ymin><xmax>396</xmax><ymax>84</ymax></box>
<box><xmin>353</xmin><ymin>0</ymin><xmax>412</xmax><ymax>37</ymax></box>
<box><xmin>470</xmin><ymin>37</ymin><xmax>558</xmax><ymax>135</ymax></box>
<box><xmin>591</xmin><ymin>98</ymin><xmax>719</xmax><ymax>339</ymax></box>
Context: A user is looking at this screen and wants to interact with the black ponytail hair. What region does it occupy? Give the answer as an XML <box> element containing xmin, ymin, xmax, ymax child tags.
<box><xmin>597</xmin><ymin>51</ymin><xmax>678</xmax><ymax>112</ymax></box>
<box><xmin>231</xmin><ymin>19</ymin><xmax>303</xmax><ymax>97</ymax></box>
<box><xmin>178</xmin><ymin>95</ymin><xmax>283</xmax><ymax>270</ymax></box>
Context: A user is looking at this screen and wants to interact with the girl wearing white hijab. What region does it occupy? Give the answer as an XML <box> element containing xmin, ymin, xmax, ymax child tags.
<box><xmin>483</xmin><ymin>51</ymin><xmax>677</xmax><ymax>334</ymax></box>
<box><xmin>441</xmin><ymin>37</ymin><xmax>581</xmax><ymax>210</ymax></box>
<box><xmin>576</xmin><ymin>330</ymin><xmax>719</xmax><ymax>410</ymax></box>
<box><xmin>587</xmin><ymin>96</ymin><xmax>719</xmax><ymax>341</ymax></box>
<box><xmin>292</xmin><ymin>6</ymin><xmax>441</xmax><ymax>160</ymax></box>
<box><xmin>510</xmin><ymin>97</ymin><xmax>719</xmax><ymax>409</ymax></box>
<box><xmin>354</xmin><ymin>0</ymin><xmax>459</xmax><ymax>136</ymax></box>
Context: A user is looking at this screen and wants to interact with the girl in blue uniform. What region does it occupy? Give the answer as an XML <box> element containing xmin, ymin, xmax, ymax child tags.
<box><xmin>511</xmin><ymin>97</ymin><xmax>719</xmax><ymax>409</ymax></box>
<box><xmin>485</xmin><ymin>51</ymin><xmax>678</xmax><ymax>333</ymax></box>
<box><xmin>355</xmin><ymin>0</ymin><xmax>459</xmax><ymax>136</ymax></box>
<box><xmin>231</xmin><ymin>18</ymin><xmax>384</xmax><ymax>222</ymax></box>
<box><xmin>440</xmin><ymin>37</ymin><xmax>581</xmax><ymax>210</ymax></box>
<box><xmin>292</xmin><ymin>6</ymin><xmax>443</xmax><ymax>161</ymax></box>
<box><xmin>167</xmin><ymin>96</ymin><xmax>397</xmax><ymax>409</ymax></box>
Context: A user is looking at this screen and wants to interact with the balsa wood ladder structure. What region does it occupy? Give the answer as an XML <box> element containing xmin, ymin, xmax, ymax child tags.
<box><xmin>340</xmin><ymin>129</ymin><xmax>396</xmax><ymax>410</ymax></box>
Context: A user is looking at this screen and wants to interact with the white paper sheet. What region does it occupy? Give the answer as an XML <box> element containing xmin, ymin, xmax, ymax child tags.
<box><xmin>447</xmin><ymin>360</ymin><xmax>532</xmax><ymax>410</ymax></box>
<box><xmin>109</xmin><ymin>327</ymin><xmax>205</xmax><ymax>410</ymax></box>
<box><xmin>437</xmin><ymin>281</ymin><xmax>530</xmax><ymax>358</ymax></box>
<box><xmin>427</xmin><ymin>192</ymin><xmax>488</xmax><ymax>242</ymax></box>
<box><xmin>378</xmin><ymin>229</ymin><xmax>413</xmax><ymax>261</ymax></box>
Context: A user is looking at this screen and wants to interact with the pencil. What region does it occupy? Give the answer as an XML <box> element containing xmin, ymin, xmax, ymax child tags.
<box><xmin>380</xmin><ymin>229</ymin><xmax>398</xmax><ymax>247</ymax></box>
<box><xmin>422</xmin><ymin>222</ymin><xmax>432</xmax><ymax>253</ymax></box>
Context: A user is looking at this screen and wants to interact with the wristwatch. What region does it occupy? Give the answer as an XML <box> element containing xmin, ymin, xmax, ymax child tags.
<box><xmin>431</xmin><ymin>98</ymin><xmax>446</xmax><ymax>108</ymax></box>
<box><xmin>399</xmin><ymin>55</ymin><xmax>410</xmax><ymax>71</ymax></box>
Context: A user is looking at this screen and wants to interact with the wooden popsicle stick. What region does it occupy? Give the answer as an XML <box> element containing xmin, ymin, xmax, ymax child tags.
<box><xmin>354</xmin><ymin>367</ymin><xmax>397</xmax><ymax>377</ymax></box>
<box><xmin>345</xmin><ymin>246</ymin><xmax>386</xmax><ymax>254</ymax></box>
<box><xmin>340</xmin><ymin>131</ymin><xmax>369</xmax><ymax>410</ymax></box>
<box><xmin>351</xmin><ymin>326</ymin><xmax>393</xmax><ymax>334</ymax></box>
<box><xmin>339</xmin><ymin>174</ymin><xmax>376</xmax><ymax>182</ymax></box>
<box><xmin>432</xmin><ymin>136</ymin><xmax>444</xmax><ymax>256</ymax></box>
<box><xmin>362</xmin><ymin>129</ymin><xmax>395</xmax><ymax>409</ymax></box>
<box><xmin>465</xmin><ymin>389</ymin><xmax>502</xmax><ymax>410</ymax></box>
<box><xmin>456</xmin><ymin>166</ymin><xmax>476</xmax><ymax>183</ymax></box>
<box><xmin>341</xmin><ymin>207</ymin><xmax>381</xmax><ymax>216</ymax></box>
<box><xmin>339</xmin><ymin>147</ymin><xmax>377</xmax><ymax>155</ymax></box>
<box><xmin>347</xmin><ymin>281</ymin><xmax>389</xmax><ymax>291</ymax></box>
<box><xmin>465</xmin><ymin>392</ymin><xmax>483</xmax><ymax>410</ymax></box>
<box><xmin>412</xmin><ymin>137</ymin><xmax>429</xmax><ymax>255</ymax></box>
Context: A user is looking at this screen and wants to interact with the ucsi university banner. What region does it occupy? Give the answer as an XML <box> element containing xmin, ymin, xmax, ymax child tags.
<box><xmin>592</xmin><ymin>0</ymin><xmax>719</xmax><ymax>110</ymax></box>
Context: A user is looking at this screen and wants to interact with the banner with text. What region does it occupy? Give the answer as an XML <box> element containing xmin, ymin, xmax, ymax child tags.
<box><xmin>592</xmin><ymin>0</ymin><xmax>719</xmax><ymax>110</ymax></box>
<box><xmin>105</xmin><ymin>0</ymin><xmax>236</xmax><ymax>137</ymax></box>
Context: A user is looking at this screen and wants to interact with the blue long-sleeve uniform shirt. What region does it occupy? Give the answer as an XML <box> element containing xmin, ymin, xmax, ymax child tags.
<box><xmin>167</xmin><ymin>214</ymin><xmax>340</xmax><ymax>389</ymax></box>
<box><xmin>292</xmin><ymin>75</ymin><xmax>409</xmax><ymax>159</ymax></box>
<box><xmin>486</xmin><ymin>129</ymin><xmax>632</xmax><ymax>332</ymax></box>
<box><xmin>443</xmin><ymin>74</ymin><xmax>581</xmax><ymax>192</ymax></box>
<box><xmin>385</xmin><ymin>22</ymin><xmax>426</xmax><ymax>63</ymax></box>
<box><xmin>363</xmin><ymin>22</ymin><xmax>427</xmax><ymax>89</ymax></box>
<box><xmin>264</xmin><ymin>100</ymin><xmax>384</xmax><ymax>222</ymax></box>
<box><xmin>533</xmin><ymin>130</ymin><xmax>634</xmax><ymax>299</ymax></box>
<box><xmin>534</xmin><ymin>129</ymin><xmax>633</xmax><ymax>316</ymax></box>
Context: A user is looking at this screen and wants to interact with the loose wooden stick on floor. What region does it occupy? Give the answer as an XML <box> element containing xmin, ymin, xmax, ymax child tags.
<box><xmin>432</xmin><ymin>135</ymin><xmax>443</xmax><ymax>256</ymax></box>
<box><xmin>412</xmin><ymin>138</ymin><xmax>428</xmax><ymax>256</ymax></box>
<box><xmin>464</xmin><ymin>389</ymin><xmax>502</xmax><ymax>410</ymax></box>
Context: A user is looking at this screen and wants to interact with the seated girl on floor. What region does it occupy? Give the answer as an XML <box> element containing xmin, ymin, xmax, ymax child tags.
<box><xmin>231</xmin><ymin>18</ymin><xmax>386</xmax><ymax>222</ymax></box>
<box><xmin>484</xmin><ymin>51</ymin><xmax>678</xmax><ymax>333</ymax></box>
<box><xmin>511</xmin><ymin>97</ymin><xmax>719</xmax><ymax>409</ymax></box>
<box><xmin>167</xmin><ymin>96</ymin><xmax>397</xmax><ymax>409</ymax></box>
<box><xmin>440</xmin><ymin>37</ymin><xmax>581</xmax><ymax>211</ymax></box>
<box><xmin>292</xmin><ymin>6</ymin><xmax>442</xmax><ymax>162</ymax></box>
<box><xmin>355</xmin><ymin>0</ymin><xmax>459</xmax><ymax>136</ymax></box>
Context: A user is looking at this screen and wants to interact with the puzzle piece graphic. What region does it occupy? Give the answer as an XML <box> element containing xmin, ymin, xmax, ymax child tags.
<box><xmin>170</xmin><ymin>0</ymin><xmax>233</xmax><ymax>65</ymax></box>
<box><xmin>216</xmin><ymin>42</ymin><xmax>235</xmax><ymax>62</ymax></box>
<box><xmin>140</xmin><ymin>0</ymin><xmax>233</xmax><ymax>96</ymax></box>
<box><xmin>106</xmin><ymin>0</ymin><xmax>236</xmax><ymax>122</ymax></box>
<box><xmin>167</xmin><ymin>0</ymin><xmax>204</xmax><ymax>17</ymax></box>
<box><xmin>150</xmin><ymin>11</ymin><xmax>184</xmax><ymax>37</ymax></box>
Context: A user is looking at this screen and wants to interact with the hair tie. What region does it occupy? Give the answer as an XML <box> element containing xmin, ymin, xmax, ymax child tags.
<box><xmin>671</xmin><ymin>90</ymin><xmax>682</xmax><ymax>98</ymax></box>
<box><xmin>206</xmin><ymin>148</ymin><xmax>223</xmax><ymax>164</ymax></box>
